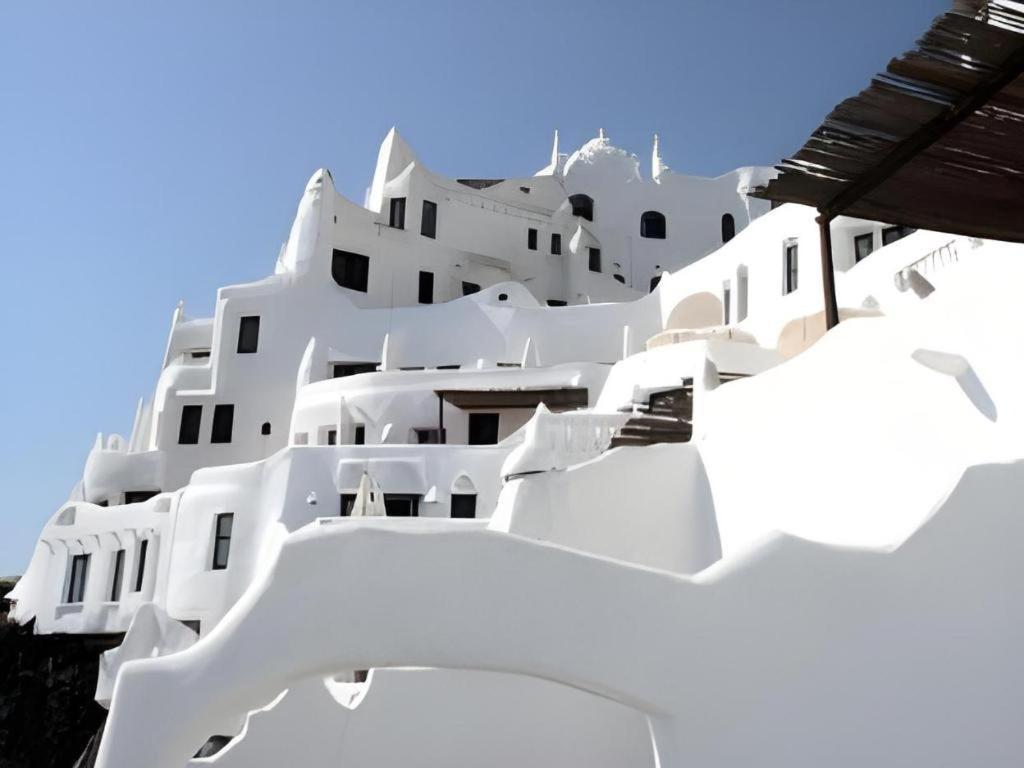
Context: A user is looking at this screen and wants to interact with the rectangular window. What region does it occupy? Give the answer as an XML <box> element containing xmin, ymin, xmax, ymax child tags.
<box><xmin>854</xmin><ymin>233</ymin><xmax>874</xmax><ymax>262</ymax></box>
<box><xmin>325</xmin><ymin>428</ymin><xmax>337</xmax><ymax>446</ymax></box>
<box><xmin>133</xmin><ymin>540</ymin><xmax>148</xmax><ymax>592</ymax></box>
<box><xmin>462</xmin><ymin>281</ymin><xmax>481</xmax><ymax>296</ymax></box>
<box><xmin>212</xmin><ymin>513</ymin><xmax>233</xmax><ymax>570</ymax></box>
<box><xmin>527</xmin><ymin>228</ymin><xmax>538</xmax><ymax>250</ymax></box>
<box><xmin>110</xmin><ymin>549</ymin><xmax>125</xmax><ymax>602</ymax></box>
<box><xmin>340</xmin><ymin>493</ymin><xmax>356</xmax><ymax>516</ymax></box>
<box><xmin>389</xmin><ymin>197</ymin><xmax>406</xmax><ymax>229</ymax></box>
<box><xmin>882</xmin><ymin>225</ymin><xmax>914</xmax><ymax>246</ymax></box>
<box><xmin>420</xmin><ymin>200</ymin><xmax>437</xmax><ymax>238</ymax></box>
<box><xmin>418</xmin><ymin>271</ymin><xmax>434</xmax><ymax>304</ymax></box>
<box><xmin>383</xmin><ymin>494</ymin><xmax>419</xmax><ymax>517</ymax></box>
<box><xmin>468</xmin><ymin>413</ymin><xmax>500</xmax><ymax>445</ymax></box>
<box><xmin>331</xmin><ymin>362</ymin><xmax>377</xmax><ymax>378</ymax></box>
<box><xmin>546</xmin><ymin>299</ymin><xmax>567</xmax><ymax>307</ymax></box>
<box><xmin>414</xmin><ymin>428</ymin><xmax>445</xmax><ymax>444</ymax></box>
<box><xmin>124</xmin><ymin>490</ymin><xmax>159</xmax><ymax>505</ymax></box>
<box><xmin>784</xmin><ymin>243</ymin><xmax>798</xmax><ymax>295</ymax></box>
<box><xmin>451</xmin><ymin>494</ymin><xmax>477</xmax><ymax>519</ymax></box>
<box><xmin>66</xmin><ymin>554</ymin><xmax>89</xmax><ymax>604</ymax></box>
<box><xmin>550</xmin><ymin>233</ymin><xmax>561</xmax><ymax>255</ymax></box>
<box><xmin>236</xmin><ymin>316</ymin><xmax>260</xmax><ymax>354</ymax></box>
<box><xmin>211</xmin><ymin>404</ymin><xmax>234</xmax><ymax>444</ymax></box>
<box><xmin>588</xmin><ymin>247</ymin><xmax>601</xmax><ymax>273</ymax></box>
<box><xmin>178</xmin><ymin>405</ymin><xmax>202</xmax><ymax>445</ymax></box>
<box><xmin>331</xmin><ymin>249</ymin><xmax>370</xmax><ymax>293</ymax></box>
<box><xmin>354</xmin><ymin>425</ymin><xmax>365</xmax><ymax>445</ymax></box>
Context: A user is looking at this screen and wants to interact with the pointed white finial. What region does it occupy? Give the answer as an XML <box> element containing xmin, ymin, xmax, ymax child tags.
<box><xmin>520</xmin><ymin>337</ymin><xmax>534</xmax><ymax>368</ymax></box>
<box><xmin>379</xmin><ymin>333</ymin><xmax>391</xmax><ymax>372</ymax></box>
<box><xmin>598</xmin><ymin>127</ymin><xmax>606</xmax><ymax>140</ymax></box>
<box><xmin>622</xmin><ymin>325</ymin><xmax>632</xmax><ymax>361</ymax></box>
<box><xmin>550</xmin><ymin>129</ymin><xmax>559</xmax><ymax>166</ymax></box>
<box><xmin>652</xmin><ymin>133</ymin><xmax>665</xmax><ymax>182</ymax></box>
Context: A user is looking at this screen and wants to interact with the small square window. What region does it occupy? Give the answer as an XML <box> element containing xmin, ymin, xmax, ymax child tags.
<box><xmin>550</xmin><ymin>233</ymin><xmax>561</xmax><ymax>255</ymax></box>
<box><xmin>451</xmin><ymin>494</ymin><xmax>477</xmax><ymax>519</ymax></box>
<box><xmin>527</xmin><ymin>228</ymin><xmax>538</xmax><ymax>251</ymax></box>
<box><xmin>468</xmin><ymin>413</ymin><xmax>500</xmax><ymax>445</ymax></box>
<box><xmin>331</xmin><ymin>250</ymin><xmax>370</xmax><ymax>293</ymax></box>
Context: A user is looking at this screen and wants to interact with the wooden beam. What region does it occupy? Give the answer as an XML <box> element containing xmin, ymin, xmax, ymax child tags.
<box><xmin>820</xmin><ymin>40</ymin><xmax>1024</xmax><ymax>220</ymax></box>
<box><xmin>818</xmin><ymin>214</ymin><xmax>840</xmax><ymax>330</ymax></box>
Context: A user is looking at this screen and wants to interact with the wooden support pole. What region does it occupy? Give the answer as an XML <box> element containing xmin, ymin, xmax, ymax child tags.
<box><xmin>818</xmin><ymin>213</ymin><xmax>840</xmax><ymax>331</ymax></box>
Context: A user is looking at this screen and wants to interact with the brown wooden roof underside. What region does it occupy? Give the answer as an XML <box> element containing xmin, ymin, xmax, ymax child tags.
<box><xmin>751</xmin><ymin>1</ymin><xmax>1024</xmax><ymax>242</ymax></box>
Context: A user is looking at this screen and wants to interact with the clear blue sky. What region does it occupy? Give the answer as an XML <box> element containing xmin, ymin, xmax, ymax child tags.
<box><xmin>0</xmin><ymin>0</ymin><xmax>946</xmax><ymax>575</ymax></box>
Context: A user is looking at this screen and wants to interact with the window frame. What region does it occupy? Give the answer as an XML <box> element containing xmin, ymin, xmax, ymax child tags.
<box><xmin>783</xmin><ymin>242</ymin><xmax>799</xmax><ymax>295</ymax></box>
<box><xmin>389</xmin><ymin>197</ymin><xmax>406</xmax><ymax>229</ymax></box>
<box><xmin>109</xmin><ymin>549</ymin><xmax>125</xmax><ymax>602</ymax></box>
<box><xmin>212</xmin><ymin>513</ymin><xmax>233</xmax><ymax>571</ymax></box>
<box><xmin>178</xmin><ymin>404</ymin><xmax>202</xmax><ymax>445</ymax></box>
<box><xmin>133</xmin><ymin>540</ymin><xmax>148</xmax><ymax>592</ymax></box>
<box><xmin>65</xmin><ymin>553</ymin><xmax>89</xmax><ymax>604</ymax></box>
<box><xmin>418</xmin><ymin>270</ymin><xmax>434</xmax><ymax>304</ymax></box>
<box><xmin>420</xmin><ymin>200</ymin><xmax>437</xmax><ymax>238</ymax></box>
<box><xmin>450</xmin><ymin>493</ymin><xmax>477</xmax><ymax>519</ymax></box>
<box><xmin>640</xmin><ymin>211</ymin><xmax>667</xmax><ymax>239</ymax></box>
<box><xmin>331</xmin><ymin>249</ymin><xmax>370</xmax><ymax>293</ymax></box>
<box><xmin>854</xmin><ymin>232</ymin><xmax>874</xmax><ymax>262</ymax></box>
<box><xmin>211</xmin><ymin>404</ymin><xmax>234</xmax><ymax>444</ymax></box>
<box><xmin>236</xmin><ymin>316</ymin><xmax>260</xmax><ymax>354</ymax></box>
<box><xmin>550</xmin><ymin>233</ymin><xmax>562</xmax><ymax>255</ymax></box>
<box><xmin>588</xmin><ymin>247</ymin><xmax>601</xmax><ymax>273</ymax></box>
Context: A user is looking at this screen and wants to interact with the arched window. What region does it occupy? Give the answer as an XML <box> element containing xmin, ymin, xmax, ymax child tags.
<box><xmin>721</xmin><ymin>213</ymin><xmax>736</xmax><ymax>243</ymax></box>
<box><xmin>640</xmin><ymin>211</ymin><xmax>666</xmax><ymax>239</ymax></box>
<box><xmin>569</xmin><ymin>194</ymin><xmax>594</xmax><ymax>221</ymax></box>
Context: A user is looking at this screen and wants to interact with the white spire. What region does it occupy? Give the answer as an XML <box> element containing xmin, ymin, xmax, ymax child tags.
<box><xmin>652</xmin><ymin>133</ymin><xmax>666</xmax><ymax>182</ymax></box>
<box><xmin>598</xmin><ymin>127</ymin><xmax>606</xmax><ymax>140</ymax></box>
<box><xmin>550</xmin><ymin>129</ymin><xmax>559</xmax><ymax>167</ymax></box>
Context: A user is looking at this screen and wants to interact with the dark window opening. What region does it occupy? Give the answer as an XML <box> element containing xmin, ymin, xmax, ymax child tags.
<box><xmin>384</xmin><ymin>494</ymin><xmax>419</xmax><ymax>517</ymax></box>
<box><xmin>389</xmin><ymin>197</ymin><xmax>406</xmax><ymax>229</ymax></box>
<box><xmin>721</xmin><ymin>213</ymin><xmax>736</xmax><ymax>243</ymax></box>
<box><xmin>261</xmin><ymin>422</ymin><xmax>272</xmax><ymax>436</ymax></box>
<box><xmin>66</xmin><ymin>554</ymin><xmax>89</xmax><ymax>603</ymax></box>
<box><xmin>640</xmin><ymin>211</ymin><xmax>666</xmax><ymax>239</ymax></box>
<box><xmin>546</xmin><ymin>299</ymin><xmax>567</xmax><ymax>307</ymax></box>
<box><xmin>468</xmin><ymin>413</ymin><xmax>500</xmax><ymax>445</ymax></box>
<box><xmin>326</xmin><ymin>429</ymin><xmax>337</xmax><ymax>445</ymax></box>
<box><xmin>340</xmin><ymin>494</ymin><xmax>356</xmax><ymax>516</ymax></box>
<box><xmin>331</xmin><ymin>362</ymin><xmax>377</xmax><ymax>378</ymax></box>
<box><xmin>882</xmin><ymin>225</ymin><xmax>915</xmax><ymax>246</ymax></box>
<box><xmin>527</xmin><ymin>228</ymin><xmax>538</xmax><ymax>250</ymax></box>
<box><xmin>194</xmin><ymin>736</ymin><xmax>232</xmax><ymax>759</ymax></box>
<box><xmin>436</xmin><ymin>364</ymin><xmax>461</xmax><ymax>370</ymax></box>
<box><xmin>420</xmin><ymin>200</ymin><xmax>437</xmax><ymax>238</ymax></box>
<box><xmin>498</xmin><ymin>293</ymin><xmax>508</xmax><ymax>301</ymax></box>
<box><xmin>462</xmin><ymin>281</ymin><xmax>481</xmax><ymax>296</ymax></box>
<box><xmin>96</xmin><ymin>499</ymin><xmax>109</xmax><ymax>508</ymax></box>
<box><xmin>551</xmin><ymin>233</ymin><xmax>562</xmax><ymax>255</ymax></box>
<box><xmin>451</xmin><ymin>493</ymin><xmax>477</xmax><ymax>519</ymax></box>
<box><xmin>110</xmin><ymin>549</ymin><xmax>125</xmax><ymax>602</ymax></box>
<box><xmin>418</xmin><ymin>271</ymin><xmax>434</xmax><ymax>304</ymax></box>
<box><xmin>784</xmin><ymin>243</ymin><xmax>799</xmax><ymax>295</ymax></box>
<box><xmin>415</xmin><ymin>428</ymin><xmax>445</xmax><ymax>444</ymax></box>
<box><xmin>211</xmin><ymin>404</ymin><xmax>234</xmax><ymax>444</ymax></box>
<box><xmin>519</xmin><ymin>186</ymin><xmax>530</xmax><ymax>194</ymax></box>
<box><xmin>134</xmin><ymin>540</ymin><xmax>148</xmax><ymax>592</ymax></box>
<box><xmin>588</xmin><ymin>248</ymin><xmax>601</xmax><ymax>273</ymax></box>
<box><xmin>178</xmin><ymin>405</ymin><xmax>202</xmax><ymax>445</ymax></box>
<box><xmin>331</xmin><ymin>249</ymin><xmax>370</xmax><ymax>292</ymax></box>
<box><xmin>569</xmin><ymin>194</ymin><xmax>594</xmax><ymax>221</ymax></box>
<box><xmin>650</xmin><ymin>275</ymin><xmax>662</xmax><ymax>292</ymax></box>
<box><xmin>212</xmin><ymin>513</ymin><xmax>233</xmax><ymax>570</ymax></box>
<box><xmin>354</xmin><ymin>669</ymin><xmax>369</xmax><ymax>683</ymax></box>
<box><xmin>124</xmin><ymin>490</ymin><xmax>159</xmax><ymax>505</ymax></box>
<box><xmin>190</xmin><ymin>350</ymin><xmax>210</xmax><ymax>360</ymax></box>
<box><xmin>854</xmin><ymin>233</ymin><xmax>874</xmax><ymax>262</ymax></box>
<box><xmin>181</xmin><ymin>619</ymin><xmax>201</xmax><ymax>635</ymax></box>
<box><xmin>354</xmin><ymin>425</ymin><xmax>365</xmax><ymax>445</ymax></box>
<box><xmin>613</xmin><ymin>274</ymin><xmax>625</xmax><ymax>284</ymax></box>
<box><xmin>236</xmin><ymin>316</ymin><xmax>260</xmax><ymax>354</ymax></box>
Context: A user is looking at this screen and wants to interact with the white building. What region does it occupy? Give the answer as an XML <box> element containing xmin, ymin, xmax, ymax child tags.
<box><xmin>9</xmin><ymin>123</ymin><xmax>1020</xmax><ymax>768</ymax></box>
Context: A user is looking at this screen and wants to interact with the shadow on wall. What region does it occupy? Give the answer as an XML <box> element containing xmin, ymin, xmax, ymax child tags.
<box><xmin>665</xmin><ymin>292</ymin><xmax>723</xmax><ymax>331</ymax></box>
<box><xmin>775</xmin><ymin>307</ymin><xmax>882</xmax><ymax>359</ymax></box>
